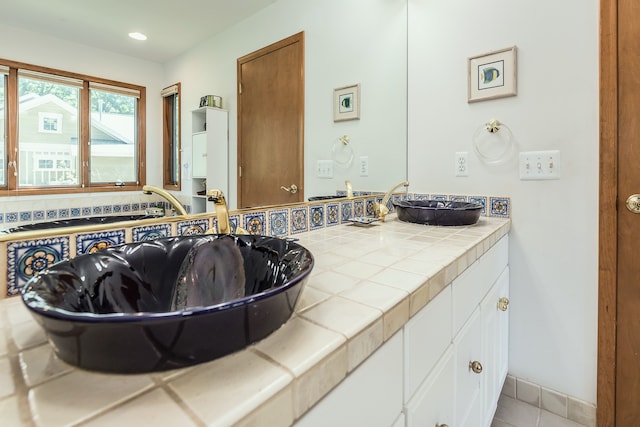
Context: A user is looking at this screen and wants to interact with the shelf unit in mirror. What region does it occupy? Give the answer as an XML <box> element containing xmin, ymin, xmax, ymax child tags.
<box><xmin>191</xmin><ymin>107</ymin><xmax>229</xmax><ymax>213</ymax></box>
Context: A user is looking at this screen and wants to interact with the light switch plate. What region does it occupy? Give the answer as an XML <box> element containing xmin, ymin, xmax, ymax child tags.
<box><xmin>519</xmin><ymin>150</ymin><xmax>560</xmax><ymax>180</ymax></box>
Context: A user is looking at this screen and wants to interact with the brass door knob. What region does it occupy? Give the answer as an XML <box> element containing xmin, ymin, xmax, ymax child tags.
<box><xmin>626</xmin><ymin>194</ymin><xmax>640</xmax><ymax>213</ymax></box>
<box><xmin>498</xmin><ymin>297</ymin><xmax>510</xmax><ymax>311</ymax></box>
<box><xmin>280</xmin><ymin>184</ymin><xmax>298</xmax><ymax>194</ymax></box>
<box><xmin>469</xmin><ymin>360</ymin><xmax>483</xmax><ymax>374</ymax></box>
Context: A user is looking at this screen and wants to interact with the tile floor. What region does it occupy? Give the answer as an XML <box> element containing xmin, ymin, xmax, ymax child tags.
<box><xmin>492</xmin><ymin>395</ymin><xmax>588</xmax><ymax>427</ymax></box>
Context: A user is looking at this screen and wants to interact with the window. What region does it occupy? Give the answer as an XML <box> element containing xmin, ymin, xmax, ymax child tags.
<box><xmin>38</xmin><ymin>113</ymin><xmax>63</xmax><ymax>133</ymax></box>
<box><xmin>89</xmin><ymin>83</ymin><xmax>139</xmax><ymax>184</ymax></box>
<box><xmin>0</xmin><ymin>65</ymin><xmax>7</xmax><ymax>187</ymax></box>
<box><xmin>0</xmin><ymin>60</ymin><xmax>146</xmax><ymax>195</ymax></box>
<box><xmin>162</xmin><ymin>83</ymin><xmax>181</xmax><ymax>190</ymax></box>
<box><xmin>18</xmin><ymin>72</ymin><xmax>80</xmax><ymax>187</ymax></box>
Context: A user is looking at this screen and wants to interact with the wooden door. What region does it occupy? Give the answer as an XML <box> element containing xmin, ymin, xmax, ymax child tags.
<box><xmin>599</xmin><ymin>0</ymin><xmax>640</xmax><ymax>425</ymax></box>
<box><xmin>237</xmin><ymin>32</ymin><xmax>304</xmax><ymax>208</ymax></box>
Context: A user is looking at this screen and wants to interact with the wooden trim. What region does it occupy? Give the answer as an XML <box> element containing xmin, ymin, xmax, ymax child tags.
<box><xmin>163</xmin><ymin>83</ymin><xmax>181</xmax><ymax>190</ymax></box>
<box><xmin>598</xmin><ymin>0</ymin><xmax>618</xmax><ymax>425</ymax></box>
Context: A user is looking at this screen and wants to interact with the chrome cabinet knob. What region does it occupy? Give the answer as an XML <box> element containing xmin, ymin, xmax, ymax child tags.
<box><xmin>498</xmin><ymin>297</ymin><xmax>510</xmax><ymax>311</ymax></box>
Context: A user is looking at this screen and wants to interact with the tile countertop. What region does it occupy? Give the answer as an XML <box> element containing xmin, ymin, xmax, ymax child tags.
<box><xmin>0</xmin><ymin>215</ymin><xmax>510</xmax><ymax>427</ymax></box>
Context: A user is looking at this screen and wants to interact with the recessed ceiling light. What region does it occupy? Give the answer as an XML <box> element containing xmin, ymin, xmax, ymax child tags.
<box><xmin>128</xmin><ymin>32</ymin><xmax>147</xmax><ymax>41</ymax></box>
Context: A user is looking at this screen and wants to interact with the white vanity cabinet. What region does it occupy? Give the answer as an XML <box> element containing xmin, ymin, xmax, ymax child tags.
<box><xmin>295</xmin><ymin>235</ymin><xmax>509</xmax><ymax>427</ymax></box>
<box><xmin>190</xmin><ymin>107</ymin><xmax>228</xmax><ymax>213</ymax></box>
<box><xmin>406</xmin><ymin>236</ymin><xmax>509</xmax><ymax>427</ymax></box>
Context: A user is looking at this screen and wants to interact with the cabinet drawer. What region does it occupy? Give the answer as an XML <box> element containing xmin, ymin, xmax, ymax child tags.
<box><xmin>404</xmin><ymin>285</ymin><xmax>452</xmax><ymax>401</ymax></box>
<box><xmin>452</xmin><ymin>236</ymin><xmax>508</xmax><ymax>335</ymax></box>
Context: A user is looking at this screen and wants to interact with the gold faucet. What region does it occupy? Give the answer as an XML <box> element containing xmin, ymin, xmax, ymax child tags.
<box><xmin>206</xmin><ymin>189</ymin><xmax>231</xmax><ymax>233</ymax></box>
<box><xmin>142</xmin><ymin>185</ymin><xmax>188</xmax><ymax>216</ymax></box>
<box><xmin>374</xmin><ymin>180</ymin><xmax>410</xmax><ymax>222</ymax></box>
<box><xmin>345</xmin><ymin>180</ymin><xmax>354</xmax><ymax>198</ymax></box>
<box><xmin>206</xmin><ymin>189</ymin><xmax>248</xmax><ymax>234</ymax></box>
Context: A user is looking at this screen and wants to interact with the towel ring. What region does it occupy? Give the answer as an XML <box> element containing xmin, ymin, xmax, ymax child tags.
<box><xmin>332</xmin><ymin>135</ymin><xmax>354</xmax><ymax>168</ymax></box>
<box><xmin>472</xmin><ymin>119</ymin><xmax>513</xmax><ymax>165</ymax></box>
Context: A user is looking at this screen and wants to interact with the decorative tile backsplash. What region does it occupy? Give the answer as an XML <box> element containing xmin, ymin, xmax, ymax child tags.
<box><xmin>1</xmin><ymin>192</ymin><xmax>510</xmax><ymax>297</ymax></box>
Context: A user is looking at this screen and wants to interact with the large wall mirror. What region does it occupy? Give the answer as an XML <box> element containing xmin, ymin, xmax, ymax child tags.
<box><xmin>165</xmin><ymin>0</ymin><xmax>408</xmax><ymax>211</ymax></box>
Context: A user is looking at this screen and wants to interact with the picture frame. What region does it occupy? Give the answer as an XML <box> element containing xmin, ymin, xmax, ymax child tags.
<box><xmin>468</xmin><ymin>46</ymin><xmax>517</xmax><ymax>103</ymax></box>
<box><xmin>333</xmin><ymin>84</ymin><xmax>360</xmax><ymax>122</ymax></box>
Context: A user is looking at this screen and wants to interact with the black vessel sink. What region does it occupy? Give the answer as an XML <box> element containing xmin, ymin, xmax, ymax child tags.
<box><xmin>393</xmin><ymin>200</ymin><xmax>482</xmax><ymax>226</ymax></box>
<box><xmin>21</xmin><ymin>234</ymin><xmax>313</xmax><ymax>373</ymax></box>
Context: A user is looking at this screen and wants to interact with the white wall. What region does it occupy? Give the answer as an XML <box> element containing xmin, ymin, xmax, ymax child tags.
<box><xmin>0</xmin><ymin>23</ymin><xmax>165</xmax><ymax>211</ymax></box>
<box><xmin>408</xmin><ymin>0</ymin><xmax>599</xmax><ymax>404</ymax></box>
<box><xmin>164</xmin><ymin>0</ymin><xmax>407</xmax><ymax>209</ymax></box>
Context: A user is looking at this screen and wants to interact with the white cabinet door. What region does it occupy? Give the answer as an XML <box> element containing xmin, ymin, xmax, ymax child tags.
<box><xmin>405</xmin><ymin>346</ymin><xmax>454</xmax><ymax>427</ymax></box>
<box><xmin>404</xmin><ymin>286</ymin><xmax>452</xmax><ymax>401</ymax></box>
<box><xmin>454</xmin><ymin>307</ymin><xmax>483</xmax><ymax>427</ymax></box>
<box><xmin>192</xmin><ymin>132</ymin><xmax>207</xmax><ymax>178</ymax></box>
<box><xmin>295</xmin><ymin>332</ymin><xmax>403</xmax><ymax>427</ymax></box>
<box><xmin>481</xmin><ymin>267</ymin><xmax>510</xmax><ymax>425</ymax></box>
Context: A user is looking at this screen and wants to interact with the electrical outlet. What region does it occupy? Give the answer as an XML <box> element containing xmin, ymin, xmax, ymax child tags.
<box><xmin>455</xmin><ymin>152</ymin><xmax>469</xmax><ymax>177</ymax></box>
<box><xmin>359</xmin><ymin>156</ymin><xmax>369</xmax><ymax>177</ymax></box>
<box><xmin>317</xmin><ymin>160</ymin><xmax>333</xmax><ymax>178</ymax></box>
<box><xmin>519</xmin><ymin>150</ymin><xmax>561</xmax><ymax>180</ymax></box>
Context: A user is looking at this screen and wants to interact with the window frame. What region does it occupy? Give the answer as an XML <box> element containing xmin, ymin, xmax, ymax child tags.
<box><xmin>0</xmin><ymin>58</ymin><xmax>146</xmax><ymax>196</ymax></box>
<box><xmin>162</xmin><ymin>82</ymin><xmax>181</xmax><ymax>190</ymax></box>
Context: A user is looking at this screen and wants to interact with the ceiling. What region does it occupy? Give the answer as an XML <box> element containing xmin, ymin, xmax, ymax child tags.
<box><xmin>0</xmin><ymin>0</ymin><xmax>278</xmax><ymax>64</ymax></box>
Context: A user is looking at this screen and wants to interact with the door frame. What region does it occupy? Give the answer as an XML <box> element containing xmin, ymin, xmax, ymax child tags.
<box><xmin>598</xmin><ymin>0</ymin><xmax>618</xmax><ymax>425</ymax></box>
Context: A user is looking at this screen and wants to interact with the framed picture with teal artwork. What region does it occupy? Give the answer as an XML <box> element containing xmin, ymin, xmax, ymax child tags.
<box><xmin>333</xmin><ymin>84</ymin><xmax>360</xmax><ymax>121</ymax></box>
<box><xmin>468</xmin><ymin>46</ymin><xmax>517</xmax><ymax>103</ymax></box>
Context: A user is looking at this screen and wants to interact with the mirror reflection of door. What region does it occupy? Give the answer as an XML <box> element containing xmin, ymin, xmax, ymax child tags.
<box><xmin>237</xmin><ymin>32</ymin><xmax>304</xmax><ymax>208</ymax></box>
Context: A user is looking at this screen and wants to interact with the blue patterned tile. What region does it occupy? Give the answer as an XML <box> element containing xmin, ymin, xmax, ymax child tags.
<box><xmin>131</xmin><ymin>203</ymin><xmax>140</xmax><ymax>212</ymax></box>
<box><xmin>132</xmin><ymin>224</ymin><xmax>172</xmax><ymax>242</ymax></box>
<box><xmin>92</xmin><ymin>206</ymin><xmax>103</xmax><ymax>215</ymax></box>
<box><xmin>70</xmin><ymin>208</ymin><xmax>81</xmax><ymax>217</ymax></box>
<box><xmin>103</xmin><ymin>205</ymin><xmax>112</xmax><ymax>214</ymax></box>
<box><xmin>229</xmin><ymin>215</ymin><xmax>241</xmax><ymax>233</ymax></box>
<box><xmin>5</xmin><ymin>212</ymin><xmax>17</xmax><ymax>223</ymax></box>
<box><xmin>20</xmin><ymin>211</ymin><xmax>32</xmax><ymax>222</ymax></box>
<box><xmin>340</xmin><ymin>201</ymin><xmax>353</xmax><ymax>223</ymax></box>
<box><xmin>46</xmin><ymin>210</ymin><xmax>57</xmax><ymax>220</ymax></box>
<box><xmin>113</xmin><ymin>205</ymin><xmax>122</xmax><ymax>213</ymax></box>
<box><xmin>33</xmin><ymin>210</ymin><xmax>45</xmax><ymax>221</ymax></box>
<box><xmin>0</xmin><ymin>213</ymin><xmax>3</xmax><ymax>223</ymax></box>
<box><xmin>122</xmin><ymin>204</ymin><xmax>131</xmax><ymax>213</ymax></box>
<box><xmin>243</xmin><ymin>211</ymin><xmax>266</xmax><ymax>235</ymax></box>
<box><xmin>469</xmin><ymin>196</ymin><xmax>488</xmax><ymax>216</ymax></box>
<box><xmin>450</xmin><ymin>195</ymin><xmax>467</xmax><ymax>202</ymax></box>
<box><xmin>414</xmin><ymin>193</ymin><xmax>430</xmax><ymax>201</ymax></box>
<box><xmin>365</xmin><ymin>199</ymin><xmax>376</xmax><ymax>217</ymax></box>
<box><xmin>431</xmin><ymin>194</ymin><xmax>447</xmax><ymax>201</ymax></box>
<box><xmin>82</xmin><ymin>207</ymin><xmax>92</xmax><ymax>216</ymax></box>
<box><xmin>269</xmin><ymin>209</ymin><xmax>289</xmax><ymax>236</ymax></box>
<box><xmin>490</xmin><ymin>197</ymin><xmax>510</xmax><ymax>217</ymax></box>
<box><xmin>177</xmin><ymin>218</ymin><xmax>209</xmax><ymax>236</ymax></box>
<box><xmin>309</xmin><ymin>205</ymin><xmax>325</xmax><ymax>230</ymax></box>
<box><xmin>7</xmin><ymin>236</ymin><xmax>70</xmax><ymax>296</ymax></box>
<box><xmin>76</xmin><ymin>230</ymin><xmax>125</xmax><ymax>255</ymax></box>
<box><xmin>353</xmin><ymin>200</ymin><xmax>365</xmax><ymax>217</ymax></box>
<box><xmin>290</xmin><ymin>206</ymin><xmax>308</xmax><ymax>234</ymax></box>
<box><xmin>58</xmin><ymin>208</ymin><xmax>69</xmax><ymax>218</ymax></box>
<box><xmin>326</xmin><ymin>203</ymin><xmax>339</xmax><ymax>226</ymax></box>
